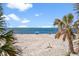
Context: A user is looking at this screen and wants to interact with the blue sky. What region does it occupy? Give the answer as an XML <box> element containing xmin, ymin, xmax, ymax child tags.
<box><xmin>2</xmin><ymin>3</ymin><xmax>77</xmax><ymax>28</ymax></box>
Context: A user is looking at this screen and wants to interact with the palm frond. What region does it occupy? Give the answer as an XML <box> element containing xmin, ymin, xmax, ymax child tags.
<box><xmin>54</xmin><ymin>18</ymin><xmax>61</xmax><ymax>25</ymax></box>
<box><xmin>74</xmin><ymin>3</ymin><xmax>79</xmax><ymax>18</ymax></box>
<box><xmin>4</xmin><ymin>30</ymin><xmax>16</xmax><ymax>43</ymax></box>
<box><xmin>74</xmin><ymin>3</ymin><xmax>79</xmax><ymax>10</ymax></box>
<box><xmin>0</xmin><ymin>4</ymin><xmax>5</xmax><ymax>32</ymax></box>
<box><xmin>54</xmin><ymin>18</ymin><xmax>64</xmax><ymax>31</ymax></box>
<box><xmin>55</xmin><ymin>31</ymin><xmax>62</xmax><ymax>39</ymax></box>
<box><xmin>67</xmin><ymin>13</ymin><xmax>74</xmax><ymax>24</ymax></box>
<box><xmin>63</xmin><ymin>15</ymin><xmax>67</xmax><ymax>24</ymax></box>
<box><xmin>0</xmin><ymin>4</ymin><xmax>21</xmax><ymax>56</ymax></box>
<box><xmin>0</xmin><ymin>43</ymin><xmax>17</xmax><ymax>56</ymax></box>
<box><xmin>0</xmin><ymin>30</ymin><xmax>16</xmax><ymax>43</ymax></box>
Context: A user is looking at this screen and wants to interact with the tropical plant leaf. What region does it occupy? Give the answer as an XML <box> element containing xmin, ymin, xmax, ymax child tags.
<box><xmin>54</xmin><ymin>18</ymin><xmax>64</xmax><ymax>31</ymax></box>
<box><xmin>3</xmin><ymin>30</ymin><xmax>16</xmax><ymax>43</ymax></box>
<box><xmin>55</xmin><ymin>32</ymin><xmax>61</xmax><ymax>39</ymax></box>
<box><xmin>63</xmin><ymin>15</ymin><xmax>67</xmax><ymax>24</ymax></box>
<box><xmin>0</xmin><ymin>4</ymin><xmax>21</xmax><ymax>56</ymax></box>
<box><xmin>74</xmin><ymin>3</ymin><xmax>79</xmax><ymax>18</ymax></box>
<box><xmin>0</xmin><ymin>4</ymin><xmax>5</xmax><ymax>32</ymax></box>
<box><xmin>0</xmin><ymin>43</ymin><xmax>17</xmax><ymax>56</ymax></box>
<box><xmin>54</xmin><ymin>18</ymin><xmax>61</xmax><ymax>25</ymax></box>
<box><xmin>67</xmin><ymin>13</ymin><xmax>74</xmax><ymax>24</ymax></box>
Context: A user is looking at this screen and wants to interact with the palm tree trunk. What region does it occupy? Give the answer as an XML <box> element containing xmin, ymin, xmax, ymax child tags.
<box><xmin>67</xmin><ymin>37</ymin><xmax>75</xmax><ymax>54</ymax></box>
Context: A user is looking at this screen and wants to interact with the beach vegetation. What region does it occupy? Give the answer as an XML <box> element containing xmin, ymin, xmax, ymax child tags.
<box><xmin>0</xmin><ymin>4</ymin><xmax>21</xmax><ymax>56</ymax></box>
<box><xmin>54</xmin><ymin>13</ymin><xmax>76</xmax><ymax>55</ymax></box>
<box><xmin>73</xmin><ymin>3</ymin><xmax>79</xmax><ymax>39</ymax></box>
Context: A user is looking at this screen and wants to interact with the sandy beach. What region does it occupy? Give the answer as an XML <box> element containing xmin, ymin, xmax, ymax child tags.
<box><xmin>13</xmin><ymin>34</ymin><xmax>73</xmax><ymax>56</ymax></box>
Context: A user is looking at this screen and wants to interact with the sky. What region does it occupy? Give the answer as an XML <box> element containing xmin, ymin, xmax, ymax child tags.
<box><xmin>2</xmin><ymin>3</ymin><xmax>78</xmax><ymax>28</ymax></box>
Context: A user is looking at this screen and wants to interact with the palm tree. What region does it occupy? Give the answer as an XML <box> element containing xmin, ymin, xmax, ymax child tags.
<box><xmin>54</xmin><ymin>13</ymin><xmax>76</xmax><ymax>54</ymax></box>
<box><xmin>0</xmin><ymin>30</ymin><xmax>21</xmax><ymax>56</ymax></box>
<box><xmin>0</xmin><ymin>4</ymin><xmax>21</xmax><ymax>56</ymax></box>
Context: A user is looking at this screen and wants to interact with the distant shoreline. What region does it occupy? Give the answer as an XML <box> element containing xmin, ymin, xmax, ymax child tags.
<box><xmin>8</xmin><ymin>28</ymin><xmax>58</xmax><ymax>34</ymax></box>
<box><xmin>14</xmin><ymin>34</ymin><xmax>55</xmax><ymax>40</ymax></box>
<box><xmin>14</xmin><ymin>33</ymin><xmax>56</xmax><ymax>35</ymax></box>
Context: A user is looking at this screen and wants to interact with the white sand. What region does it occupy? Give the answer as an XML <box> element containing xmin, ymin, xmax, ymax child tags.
<box><xmin>14</xmin><ymin>34</ymin><xmax>77</xmax><ymax>56</ymax></box>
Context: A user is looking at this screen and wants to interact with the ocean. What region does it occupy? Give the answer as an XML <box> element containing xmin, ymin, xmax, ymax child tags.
<box><xmin>9</xmin><ymin>28</ymin><xmax>58</xmax><ymax>34</ymax></box>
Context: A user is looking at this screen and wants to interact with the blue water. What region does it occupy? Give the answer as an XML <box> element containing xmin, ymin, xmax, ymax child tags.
<box><xmin>9</xmin><ymin>28</ymin><xmax>58</xmax><ymax>34</ymax></box>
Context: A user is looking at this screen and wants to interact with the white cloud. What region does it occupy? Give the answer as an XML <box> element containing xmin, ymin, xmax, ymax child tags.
<box><xmin>21</xmin><ymin>19</ymin><xmax>30</xmax><ymax>24</ymax></box>
<box><xmin>8</xmin><ymin>14</ymin><xmax>20</xmax><ymax>21</ymax></box>
<box><xmin>3</xmin><ymin>14</ymin><xmax>20</xmax><ymax>21</ymax></box>
<box><xmin>3</xmin><ymin>13</ymin><xmax>31</xmax><ymax>28</ymax></box>
<box><xmin>4</xmin><ymin>13</ymin><xmax>31</xmax><ymax>23</ymax></box>
<box><xmin>7</xmin><ymin>3</ymin><xmax>32</xmax><ymax>11</ymax></box>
